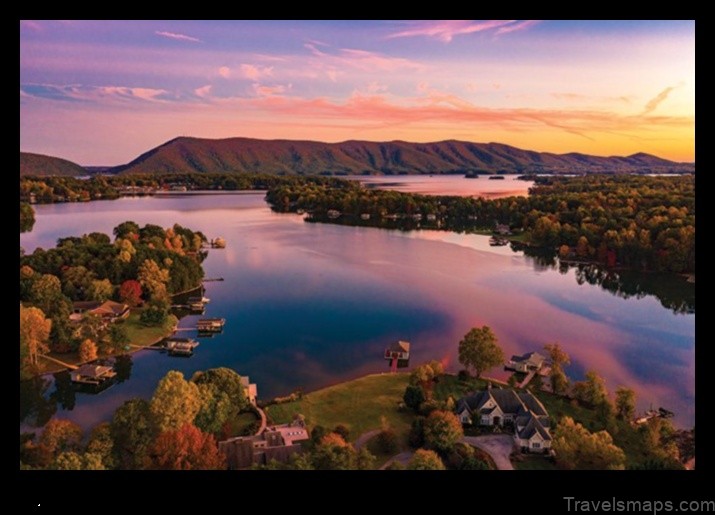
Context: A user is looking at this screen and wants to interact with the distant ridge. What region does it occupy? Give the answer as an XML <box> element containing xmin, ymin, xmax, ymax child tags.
<box><xmin>112</xmin><ymin>137</ymin><xmax>694</xmax><ymax>176</ymax></box>
<box><xmin>20</xmin><ymin>152</ymin><xmax>87</xmax><ymax>177</ymax></box>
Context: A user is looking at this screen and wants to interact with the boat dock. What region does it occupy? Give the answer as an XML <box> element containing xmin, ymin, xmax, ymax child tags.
<box><xmin>197</xmin><ymin>318</ymin><xmax>226</xmax><ymax>332</ymax></box>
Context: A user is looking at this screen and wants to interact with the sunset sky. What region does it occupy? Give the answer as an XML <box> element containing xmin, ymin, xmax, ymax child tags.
<box><xmin>20</xmin><ymin>20</ymin><xmax>694</xmax><ymax>165</ymax></box>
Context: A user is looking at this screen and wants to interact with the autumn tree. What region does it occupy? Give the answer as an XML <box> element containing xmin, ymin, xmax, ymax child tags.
<box><xmin>40</xmin><ymin>418</ymin><xmax>83</xmax><ymax>456</ymax></box>
<box><xmin>19</xmin><ymin>305</ymin><xmax>51</xmax><ymax>367</ymax></box>
<box><xmin>110</xmin><ymin>399</ymin><xmax>155</xmax><ymax>469</ymax></box>
<box><xmin>113</xmin><ymin>221</ymin><xmax>140</xmax><ymax>239</ymax></box>
<box><xmin>138</xmin><ymin>259</ymin><xmax>170</xmax><ymax>302</ymax></box>
<box><xmin>150</xmin><ymin>371</ymin><xmax>201</xmax><ymax>432</ymax></box>
<box><xmin>148</xmin><ymin>423</ymin><xmax>225</xmax><ymax>470</ymax></box>
<box><xmin>458</xmin><ymin>326</ymin><xmax>504</xmax><ymax>378</ymax></box>
<box><xmin>118</xmin><ymin>279</ymin><xmax>142</xmax><ymax>306</ymax></box>
<box><xmin>544</xmin><ymin>343</ymin><xmax>570</xmax><ymax>395</ymax></box>
<box><xmin>552</xmin><ymin>417</ymin><xmax>625</xmax><ymax>470</ymax></box>
<box><xmin>408</xmin><ymin>449</ymin><xmax>446</xmax><ymax>470</ymax></box>
<box><xmin>423</xmin><ymin>410</ymin><xmax>463</xmax><ymax>454</ymax></box>
<box><xmin>78</xmin><ymin>339</ymin><xmax>98</xmax><ymax>362</ymax></box>
<box><xmin>615</xmin><ymin>386</ymin><xmax>636</xmax><ymax>421</ymax></box>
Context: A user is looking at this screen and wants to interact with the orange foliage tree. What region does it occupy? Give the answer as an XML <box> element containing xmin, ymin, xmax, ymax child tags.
<box><xmin>148</xmin><ymin>423</ymin><xmax>225</xmax><ymax>470</ymax></box>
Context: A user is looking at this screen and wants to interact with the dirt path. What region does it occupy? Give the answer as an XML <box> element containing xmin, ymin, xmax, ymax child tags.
<box><xmin>380</xmin><ymin>451</ymin><xmax>414</xmax><ymax>470</ymax></box>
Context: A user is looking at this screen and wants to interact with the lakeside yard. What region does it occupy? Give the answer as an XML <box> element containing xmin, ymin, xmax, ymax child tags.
<box><xmin>37</xmin><ymin>310</ymin><xmax>177</xmax><ymax>375</ymax></box>
<box><xmin>265</xmin><ymin>371</ymin><xmax>672</xmax><ymax>470</ymax></box>
<box><xmin>265</xmin><ymin>373</ymin><xmax>413</xmax><ymax>441</ymax></box>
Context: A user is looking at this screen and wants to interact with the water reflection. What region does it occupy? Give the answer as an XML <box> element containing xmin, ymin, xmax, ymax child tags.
<box><xmin>516</xmin><ymin>244</ymin><xmax>694</xmax><ymax>314</ymax></box>
<box><xmin>19</xmin><ymin>354</ymin><xmax>134</xmax><ymax>427</ymax></box>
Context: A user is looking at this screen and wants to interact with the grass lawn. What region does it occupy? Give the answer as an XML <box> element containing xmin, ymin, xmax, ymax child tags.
<box><xmin>432</xmin><ymin>374</ymin><xmax>488</xmax><ymax>401</ymax></box>
<box><xmin>225</xmin><ymin>411</ymin><xmax>260</xmax><ymax>437</ymax></box>
<box><xmin>123</xmin><ymin>311</ymin><xmax>178</xmax><ymax>347</ymax></box>
<box><xmin>265</xmin><ymin>373</ymin><xmax>413</xmax><ymax>442</ymax></box>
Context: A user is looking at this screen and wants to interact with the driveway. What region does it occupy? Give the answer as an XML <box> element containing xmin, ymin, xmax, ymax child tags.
<box><xmin>380</xmin><ymin>452</ymin><xmax>414</xmax><ymax>470</ymax></box>
<box><xmin>461</xmin><ymin>435</ymin><xmax>515</xmax><ymax>470</ymax></box>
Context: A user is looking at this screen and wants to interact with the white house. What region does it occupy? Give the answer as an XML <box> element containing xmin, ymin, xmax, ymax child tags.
<box><xmin>456</xmin><ymin>388</ymin><xmax>552</xmax><ymax>453</ymax></box>
<box><xmin>505</xmin><ymin>351</ymin><xmax>548</xmax><ymax>373</ymax></box>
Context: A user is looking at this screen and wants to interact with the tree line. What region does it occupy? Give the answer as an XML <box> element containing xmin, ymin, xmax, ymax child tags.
<box><xmin>266</xmin><ymin>174</ymin><xmax>694</xmax><ymax>273</ymax></box>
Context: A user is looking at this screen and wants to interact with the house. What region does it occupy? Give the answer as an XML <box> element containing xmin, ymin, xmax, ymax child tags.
<box><xmin>384</xmin><ymin>340</ymin><xmax>410</xmax><ymax>361</ymax></box>
<box><xmin>241</xmin><ymin>376</ymin><xmax>258</xmax><ymax>405</ymax></box>
<box><xmin>219</xmin><ymin>418</ymin><xmax>309</xmax><ymax>469</ymax></box>
<box><xmin>505</xmin><ymin>351</ymin><xmax>548</xmax><ymax>373</ymax></box>
<box><xmin>456</xmin><ymin>388</ymin><xmax>552</xmax><ymax>453</ymax></box>
<box><xmin>327</xmin><ymin>209</ymin><xmax>341</xmax><ymax>219</ymax></box>
<box><xmin>71</xmin><ymin>300</ymin><xmax>130</xmax><ymax>323</ymax></box>
<box><xmin>426</xmin><ymin>213</ymin><xmax>437</xmax><ymax>221</ymax></box>
<box><xmin>70</xmin><ymin>364</ymin><xmax>117</xmax><ymax>385</ymax></box>
<box><xmin>494</xmin><ymin>223</ymin><xmax>512</xmax><ymax>236</ymax></box>
<box><xmin>360</xmin><ymin>213</ymin><xmax>371</xmax><ymax>220</ymax></box>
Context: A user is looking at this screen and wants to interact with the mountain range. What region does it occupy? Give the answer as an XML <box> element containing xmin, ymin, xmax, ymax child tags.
<box><xmin>20</xmin><ymin>137</ymin><xmax>695</xmax><ymax>177</ymax></box>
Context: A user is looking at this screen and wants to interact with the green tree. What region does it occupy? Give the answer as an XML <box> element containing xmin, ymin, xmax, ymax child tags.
<box><xmin>573</xmin><ymin>370</ymin><xmax>608</xmax><ymax>407</ymax></box>
<box><xmin>458</xmin><ymin>326</ymin><xmax>504</xmax><ymax>378</ymax></box>
<box><xmin>20</xmin><ymin>202</ymin><xmax>35</xmax><ymax>233</ymax></box>
<box><xmin>615</xmin><ymin>387</ymin><xmax>636</xmax><ymax>420</ymax></box>
<box><xmin>423</xmin><ymin>410</ymin><xmax>463</xmax><ymax>454</ymax></box>
<box><xmin>86</xmin><ymin>422</ymin><xmax>115</xmax><ymax>470</ymax></box>
<box><xmin>403</xmin><ymin>385</ymin><xmax>426</xmax><ymax>410</ymax></box>
<box><xmin>408</xmin><ymin>449</ymin><xmax>446</xmax><ymax>470</ymax></box>
<box><xmin>53</xmin><ymin>451</ymin><xmax>106</xmax><ymax>470</ymax></box>
<box><xmin>150</xmin><ymin>371</ymin><xmax>201</xmax><ymax>432</ymax></box>
<box><xmin>110</xmin><ymin>398</ymin><xmax>155</xmax><ymax>469</ymax></box>
<box><xmin>61</xmin><ymin>265</ymin><xmax>96</xmax><ymax>300</ymax></box>
<box><xmin>552</xmin><ymin>417</ymin><xmax>625</xmax><ymax>470</ymax></box>
<box><xmin>19</xmin><ymin>305</ymin><xmax>51</xmax><ymax>367</ymax></box>
<box><xmin>113</xmin><ymin>221</ymin><xmax>140</xmax><ymax>239</ymax></box>
<box><xmin>87</xmin><ymin>279</ymin><xmax>114</xmax><ymax>302</ymax></box>
<box><xmin>108</xmin><ymin>323</ymin><xmax>130</xmax><ymax>353</ymax></box>
<box><xmin>30</xmin><ymin>274</ymin><xmax>67</xmax><ymax>317</ymax></box>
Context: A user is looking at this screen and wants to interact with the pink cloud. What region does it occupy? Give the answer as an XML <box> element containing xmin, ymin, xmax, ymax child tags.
<box><xmin>240</xmin><ymin>63</ymin><xmax>274</xmax><ymax>80</ymax></box>
<box><xmin>495</xmin><ymin>20</ymin><xmax>541</xmax><ymax>35</ymax></box>
<box><xmin>252</xmin><ymin>83</ymin><xmax>290</xmax><ymax>96</ymax></box>
<box><xmin>194</xmin><ymin>84</ymin><xmax>212</xmax><ymax>98</ymax></box>
<box><xmin>218</xmin><ymin>66</ymin><xmax>231</xmax><ymax>78</ymax></box>
<box><xmin>388</xmin><ymin>20</ymin><xmax>518</xmax><ymax>42</ymax></box>
<box><xmin>155</xmin><ymin>30</ymin><xmax>201</xmax><ymax>43</ymax></box>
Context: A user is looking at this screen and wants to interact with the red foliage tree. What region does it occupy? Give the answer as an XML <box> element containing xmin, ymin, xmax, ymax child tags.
<box><xmin>118</xmin><ymin>280</ymin><xmax>142</xmax><ymax>306</ymax></box>
<box><xmin>148</xmin><ymin>423</ymin><xmax>226</xmax><ymax>470</ymax></box>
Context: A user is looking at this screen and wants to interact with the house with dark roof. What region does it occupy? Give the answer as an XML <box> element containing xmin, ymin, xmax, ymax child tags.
<box><xmin>219</xmin><ymin>417</ymin><xmax>309</xmax><ymax>469</ymax></box>
<box><xmin>505</xmin><ymin>351</ymin><xmax>548</xmax><ymax>373</ymax></box>
<box><xmin>456</xmin><ymin>388</ymin><xmax>552</xmax><ymax>453</ymax></box>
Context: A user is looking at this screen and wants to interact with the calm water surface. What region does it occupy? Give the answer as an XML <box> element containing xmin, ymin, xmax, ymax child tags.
<box><xmin>20</xmin><ymin>182</ymin><xmax>694</xmax><ymax>430</ymax></box>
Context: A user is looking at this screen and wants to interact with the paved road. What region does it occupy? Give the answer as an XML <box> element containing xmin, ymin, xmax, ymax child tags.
<box><xmin>461</xmin><ymin>435</ymin><xmax>515</xmax><ymax>470</ymax></box>
<box><xmin>354</xmin><ymin>429</ymin><xmax>381</xmax><ymax>450</ymax></box>
<box><xmin>253</xmin><ymin>405</ymin><xmax>267</xmax><ymax>436</ymax></box>
<box><xmin>380</xmin><ymin>452</ymin><xmax>414</xmax><ymax>470</ymax></box>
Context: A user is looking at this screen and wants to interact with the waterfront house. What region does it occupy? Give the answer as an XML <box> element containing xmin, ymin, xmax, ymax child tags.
<box><xmin>70</xmin><ymin>364</ymin><xmax>117</xmax><ymax>385</ymax></box>
<box><xmin>384</xmin><ymin>340</ymin><xmax>410</xmax><ymax>361</ymax></box>
<box><xmin>456</xmin><ymin>388</ymin><xmax>552</xmax><ymax>453</ymax></box>
<box><xmin>505</xmin><ymin>351</ymin><xmax>548</xmax><ymax>373</ymax></box>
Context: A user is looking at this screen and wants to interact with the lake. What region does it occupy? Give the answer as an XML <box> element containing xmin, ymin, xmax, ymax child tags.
<box><xmin>19</xmin><ymin>179</ymin><xmax>695</xmax><ymax>430</ymax></box>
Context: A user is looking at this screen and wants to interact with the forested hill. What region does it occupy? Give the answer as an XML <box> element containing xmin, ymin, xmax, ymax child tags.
<box><xmin>20</xmin><ymin>152</ymin><xmax>87</xmax><ymax>177</ymax></box>
<box><xmin>112</xmin><ymin>137</ymin><xmax>693</xmax><ymax>176</ymax></box>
